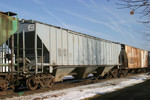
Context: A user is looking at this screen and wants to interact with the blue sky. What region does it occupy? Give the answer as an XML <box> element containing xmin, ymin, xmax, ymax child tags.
<box><xmin>0</xmin><ymin>0</ymin><xmax>149</xmax><ymax>50</ymax></box>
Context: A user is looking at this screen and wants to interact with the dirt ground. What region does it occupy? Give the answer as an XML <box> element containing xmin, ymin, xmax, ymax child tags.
<box><xmin>86</xmin><ymin>79</ymin><xmax>150</xmax><ymax>100</ymax></box>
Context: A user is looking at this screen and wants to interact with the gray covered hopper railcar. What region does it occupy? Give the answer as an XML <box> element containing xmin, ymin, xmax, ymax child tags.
<box><xmin>18</xmin><ymin>20</ymin><xmax>121</xmax><ymax>82</ymax></box>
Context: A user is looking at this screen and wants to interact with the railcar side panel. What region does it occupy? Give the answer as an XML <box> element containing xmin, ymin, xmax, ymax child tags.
<box><xmin>35</xmin><ymin>23</ymin><xmax>121</xmax><ymax>66</ymax></box>
<box><xmin>74</xmin><ymin>34</ymin><xmax>78</xmax><ymax>65</ymax></box>
<box><xmin>83</xmin><ymin>36</ymin><xmax>88</xmax><ymax>65</ymax></box>
<box><xmin>124</xmin><ymin>45</ymin><xmax>148</xmax><ymax>68</ymax></box>
<box><xmin>57</xmin><ymin>28</ymin><xmax>62</xmax><ymax>65</ymax></box>
<box><xmin>78</xmin><ymin>35</ymin><xmax>83</xmax><ymax>65</ymax></box>
<box><xmin>62</xmin><ymin>30</ymin><xmax>68</xmax><ymax>65</ymax></box>
<box><xmin>68</xmin><ymin>32</ymin><xmax>73</xmax><ymax>65</ymax></box>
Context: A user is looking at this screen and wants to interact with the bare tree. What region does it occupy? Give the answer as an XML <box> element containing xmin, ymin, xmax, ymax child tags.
<box><xmin>116</xmin><ymin>0</ymin><xmax>150</xmax><ymax>49</ymax></box>
<box><xmin>117</xmin><ymin>0</ymin><xmax>150</xmax><ymax>23</ymax></box>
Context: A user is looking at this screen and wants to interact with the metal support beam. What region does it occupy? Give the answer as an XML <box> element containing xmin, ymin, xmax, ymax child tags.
<box><xmin>67</xmin><ymin>30</ymin><xmax>69</xmax><ymax>65</ymax></box>
<box><xmin>42</xmin><ymin>42</ymin><xmax>43</xmax><ymax>73</ymax></box>
<box><xmin>4</xmin><ymin>42</ymin><xmax>6</xmax><ymax>72</ymax></box>
<box><xmin>35</xmin><ymin>30</ymin><xmax>38</xmax><ymax>74</ymax></box>
<box><xmin>49</xmin><ymin>27</ymin><xmax>51</xmax><ymax>73</ymax></box>
<box><xmin>2</xmin><ymin>44</ymin><xmax>3</xmax><ymax>72</ymax></box>
<box><xmin>23</xmin><ymin>30</ymin><xmax>26</xmax><ymax>72</ymax></box>
<box><xmin>11</xmin><ymin>35</ymin><xmax>14</xmax><ymax>77</ymax></box>
<box><xmin>8</xmin><ymin>38</ymin><xmax>10</xmax><ymax>73</ymax></box>
<box><xmin>17</xmin><ymin>19</ymin><xmax>19</xmax><ymax>77</ymax></box>
<box><xmin>0</xmin><ymin>64</ymin><xmax>17</xmax><ymax>66</ymax></box>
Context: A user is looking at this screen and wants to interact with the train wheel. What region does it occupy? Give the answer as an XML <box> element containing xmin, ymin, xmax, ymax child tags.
<box><xmin>0</xmin><ymin>79</ymin><xmax>8</xmax><ymax>91</ymax></box>
<box><xmin>2</xmin><ymin>81</ymin><xmax>8</xmax><ymax>91</ymax></box>
<box><xmin>39</xmin><ymin>78</ymin><xmax>45</xmax><ymax>88</ymax></box>
<box><xmin>26</xmin><ymin>77</ymin><xmax>38</xmax><ymax>90</ymax></box>
<box><xmin>46</xmin><ymin>77</ymin><xmax>55</xmax><ymax>88</ymax></box>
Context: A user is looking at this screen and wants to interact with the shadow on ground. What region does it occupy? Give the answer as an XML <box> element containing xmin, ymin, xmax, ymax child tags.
<box><xmin>86</xmin><ymin>79</ymin><xmax>150</xmax><ymax>100</ymax></box>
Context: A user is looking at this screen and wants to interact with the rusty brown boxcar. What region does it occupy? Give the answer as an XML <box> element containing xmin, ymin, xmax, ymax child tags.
<box><xmin>121</xmin><ymin>45</ymin><xmax>148</xmax><ymax>69</ymax></box>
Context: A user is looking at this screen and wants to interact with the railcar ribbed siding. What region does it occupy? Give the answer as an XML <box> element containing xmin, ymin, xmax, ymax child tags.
<box><xmin>125</xmin><ymin>45</ymin><xmax>148</xmax><ymax>68</ymax></box>
<box><xmin>36</xmin><ymin>22</ymin><xmax>121</xmax><ymax>66</ymax></box>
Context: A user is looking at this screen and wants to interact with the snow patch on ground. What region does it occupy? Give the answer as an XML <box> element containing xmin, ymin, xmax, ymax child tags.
<box><xmin>63</xmin><ymin>75</ymin><xmax>74</xmax><ymax>80</ymax></box>
<box><xmin>7</xmin><ymin>73</ymin><xmax>150</xmax><ymax>100</ymax></box>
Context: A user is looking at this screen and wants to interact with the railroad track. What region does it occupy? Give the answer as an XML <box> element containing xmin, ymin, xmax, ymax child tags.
<box><xmin>0</xmin><ymin>72</ymin><xmax>148</xmax><ymax>99</ymax></box>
